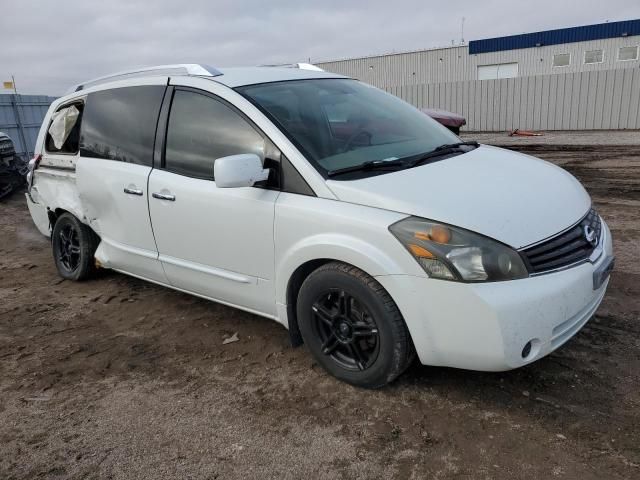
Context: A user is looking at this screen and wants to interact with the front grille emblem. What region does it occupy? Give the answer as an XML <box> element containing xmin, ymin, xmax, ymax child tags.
<box><xmin>522</xmin><ymin>208</ymin><xmax>601</xmax><ymax>274</ymax></box>
<box><xmin>583</xmin><ymin>225</ymin><xmax>598</xmax><ymax>247</ymax></box>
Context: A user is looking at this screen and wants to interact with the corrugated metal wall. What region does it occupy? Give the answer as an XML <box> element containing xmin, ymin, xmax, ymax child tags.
<box><xmin>318</xmin><ymin>46</ymin><xmax>470</xmax><ymax>87</ymax></box>
<box><xmin>386</xmin><ymin>68</ymin><xmax>640</xmax><ymax>131</ymax></box>
<box><xmin>0</xmin><ymin>94</ymin><xmax>56</xmax><ymax>160</ymax></box>
<box><xmin>317</xmin><ymin>37</ymin><xmax>640</xmax><ymax>86</ymax></box>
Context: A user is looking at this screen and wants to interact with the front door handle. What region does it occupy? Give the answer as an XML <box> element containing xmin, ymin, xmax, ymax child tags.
<box><xmin>152</xmin><ymin>192</ymin><xmax>176</xmax><ymax>201</ymax></box>
<box><xmin>123</xmin><ymin>187</ymin><xmax>144</xmax><ymax>196</ymax></box>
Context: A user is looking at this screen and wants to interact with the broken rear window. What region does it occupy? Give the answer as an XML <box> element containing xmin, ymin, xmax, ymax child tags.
<box><xmin>46</xmin><ymin>103</ymin><xmax>83</xmax><ymax>154</ymax></box>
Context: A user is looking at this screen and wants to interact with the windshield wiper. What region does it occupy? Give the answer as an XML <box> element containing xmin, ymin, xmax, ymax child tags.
<box><xmin>327</xmin><ymin>158</ymin><xmax>407</xmax><ymax>177</ymax></box>
<box><xmin>326</xmin><ymin>142</ymin><xmax>480</xmax><ymax>177</ymax></box>
<box><xmin>435</xmin><ymin>141</ymin><xmax>479</xmax><ymax>151</ymax></box>
<box><xmin>406</xmin><ymin>141</ymin><xmax>479</xmax><ymax>168</ymax></box>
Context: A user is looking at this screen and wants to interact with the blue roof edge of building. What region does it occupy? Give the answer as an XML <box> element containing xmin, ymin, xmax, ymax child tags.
<box><xmin>469</xmin><ymin>19</ymin><xmax>640</xmax><ymax>55</ymax></box>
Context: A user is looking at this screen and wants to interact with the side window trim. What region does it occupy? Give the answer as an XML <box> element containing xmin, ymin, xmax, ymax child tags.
<box><xmin>154</xmin><ymin>86</ymin><xmax>174</xmax><ymax>169</ymax></box>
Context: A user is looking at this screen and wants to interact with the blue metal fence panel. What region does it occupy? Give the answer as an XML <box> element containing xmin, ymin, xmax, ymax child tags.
<box><xmin>469</xmin><ymin>19</ymin><xmax>640</xmax><ymax>54</ymax></box>
<box><xmin>0</xmin><ymin>94</ymin><xmax>57</xmax><ymax>160</ymax></box>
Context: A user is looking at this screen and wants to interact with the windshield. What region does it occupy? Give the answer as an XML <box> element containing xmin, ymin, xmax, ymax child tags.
<box><xmin>237</xmin><ymin>79</ymin><xmax>460</xmax><ymax>176</ymax></box>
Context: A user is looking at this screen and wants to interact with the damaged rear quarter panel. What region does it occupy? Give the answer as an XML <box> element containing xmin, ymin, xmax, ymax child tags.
<box><xmin>31</xmin><ymin>167</ymin><xmax>88</xmax><ymax>230</ymax></box>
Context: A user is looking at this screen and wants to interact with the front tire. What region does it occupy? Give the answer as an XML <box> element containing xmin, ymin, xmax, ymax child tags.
<box><xmin>52</xmin><ymin>213</ymin><xmax>99</xmax><ymax>281</ymax></box>
<box><xmin>297</xmin><ymin>262</ymin><xmax>414</xmax><ymax>388</ymax></box>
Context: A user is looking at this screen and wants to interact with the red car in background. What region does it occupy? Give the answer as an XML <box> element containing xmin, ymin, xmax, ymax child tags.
<box><xmin>326</xmin><ymin>106</ymin><xmax>467</xmax><ymax>150</ymax></box>
<box><xmin>421</xmin><ymin>108</ymin><xmax>466</xmax><ymax>135</ymax></box>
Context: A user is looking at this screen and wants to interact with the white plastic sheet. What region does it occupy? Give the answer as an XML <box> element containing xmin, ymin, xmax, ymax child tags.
<box><xmin>48</xmin><ymin>105</ymin><xmax>80</xmax><ymax>149</ymax></box>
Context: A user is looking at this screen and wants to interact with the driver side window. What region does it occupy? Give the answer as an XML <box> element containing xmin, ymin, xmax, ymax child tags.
<box><xmin>164</xmin><ymin>90</ymin><xmax>266</xmax><ymax>180</ymax></box>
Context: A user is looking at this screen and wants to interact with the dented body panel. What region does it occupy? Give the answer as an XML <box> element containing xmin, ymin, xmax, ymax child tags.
<box><xmin>76</xmin><ymin>157</ymin><xmax>166</xmax><ymax>282</ymax></box>
<box><xmin>27</xmin><ymin>167</ymin><xmax>83</xmax><ymax>237</ymax></box>
<box><xmin>25</xmin><ymin>192</ymin><xmax>50</xmax><ymax>237</ymax></box>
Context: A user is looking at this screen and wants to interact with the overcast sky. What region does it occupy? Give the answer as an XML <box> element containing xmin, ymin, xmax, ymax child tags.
<box><xmin>2</xmin><ymin>0</ymin><xmax>639</xmax><ymax>96</ymax></box>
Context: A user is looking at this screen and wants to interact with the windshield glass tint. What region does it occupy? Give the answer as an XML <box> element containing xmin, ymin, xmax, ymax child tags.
<box><xmin>238</xmin><ymin>79</ymin><xmax>459</xmax><ymax>174</ymax></box>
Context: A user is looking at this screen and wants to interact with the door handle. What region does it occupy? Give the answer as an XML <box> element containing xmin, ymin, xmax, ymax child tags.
<box><xmin>152</xmin><ymin>192</ymin><xmax>176</xmax><ymax>201</ymax></box>
<box><xmin>123</xmin><ymin>187</ymin><xmax>144</xmax><ymax>196</ymax></box>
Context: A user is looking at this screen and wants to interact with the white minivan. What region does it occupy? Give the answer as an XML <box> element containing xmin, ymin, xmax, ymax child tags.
<box><xmin>26</xmin><ymin>64</ymin><xmax>614</xmax><ymax>388</ymax></box>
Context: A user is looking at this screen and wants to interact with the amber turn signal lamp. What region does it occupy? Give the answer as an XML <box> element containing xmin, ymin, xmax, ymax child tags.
<box><xmin>408</xmin><ymin>244</ymin><xmax>435</xmax><ymax>258</ymax></box>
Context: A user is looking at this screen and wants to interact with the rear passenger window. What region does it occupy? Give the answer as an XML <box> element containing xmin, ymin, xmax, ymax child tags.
<box><xmin>45</xmin><ymin>103</ymin><xmax>83</xmax><ymax>154</ymax></box>
<box><xmin>164</xmin><ymin>90</ymin><xmax>265</xmax><ymax>179</ymax></box>
<box><xmin>80</xmin><ymin>86</ymin><xmax>164</xmax><ymax>166</ymax></box>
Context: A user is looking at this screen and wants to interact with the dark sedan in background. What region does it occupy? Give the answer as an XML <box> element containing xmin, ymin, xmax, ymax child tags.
<box><xmin>0</xmin><ymin>132</ymin><xmax>27</xmax><ymax>200</ymax></box>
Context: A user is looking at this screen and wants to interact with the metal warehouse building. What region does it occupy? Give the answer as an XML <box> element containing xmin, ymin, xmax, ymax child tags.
<box><xmin>317</xmin><ymin>19</ymin><xmax>640</xmax><ymax>131</ymax></box>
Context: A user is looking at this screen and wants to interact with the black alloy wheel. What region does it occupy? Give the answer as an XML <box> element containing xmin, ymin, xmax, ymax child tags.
<box><xmin>311</xmin><ymin>289</ymin><xmax>380</xmax><ymax>371</ymax></box>
<box><xmin>57</xmin><ymin>223</ymin><xmax>81</xmax><ymax>274</ymax></box>
<box><xmin>297</xmin><ymin>262</ymin><xmax>415</xmax><ymax>388</ymax></box>
<box><xmin>51</xmin><ymin>213</ymin><xmax>99</xmax><ymax>281</ymax></box>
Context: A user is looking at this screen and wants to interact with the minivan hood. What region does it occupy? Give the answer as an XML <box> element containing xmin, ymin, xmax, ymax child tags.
<box><xmin>326</xmin><ymin>145</ymin><xmax>591</xmax><ymax>248</ymax></box>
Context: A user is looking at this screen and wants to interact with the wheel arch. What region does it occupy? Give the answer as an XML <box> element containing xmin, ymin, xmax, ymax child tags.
<box><xmin>47</xmin><ymin>207</ymin><xmax>77</xmax><ymax>233</ymax></box>
<box><xmin>279</xmin><ymin>234</ymin><xmax>415</xmax><ymax>347</ymax></box>
<box><xmin>49</xmin><ymin>207</ymin><xmax>73</xmax><ymax>226</ymax></box>
<box><xmin>49</xmin><ymin>207</ymin><xmax>101</xmax><ymax>242</ymax></box>
<box><xmin>285</xmin><ymin>258</ymin><xmax>333</xmax><ymax>346</ymax></box>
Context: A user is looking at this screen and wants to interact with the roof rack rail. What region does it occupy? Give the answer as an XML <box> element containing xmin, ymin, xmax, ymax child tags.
<box><xmin>293</xmin><ymin>63</ymin><xmax>325</xmax><ymax>71</ymax></box>
<box><xmin>277</xmin><ymin>63</ymin><xmax>325</xmax><ymax>72</ymax></box>
<box><xmin>68</xmin><ymin>64</ymin><xmax>223</xmax><ymax>93</ymax></box>
<box><xmin>261</xmin><ymin>62</ymin><xmax>325</xmax><ymax>72</ymax></box>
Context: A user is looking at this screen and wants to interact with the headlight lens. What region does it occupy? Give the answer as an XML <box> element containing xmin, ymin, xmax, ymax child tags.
<box><xmin>389</xmin><ymin>217</ymin><xmax>529</xmax><ymax>282</ymax></box>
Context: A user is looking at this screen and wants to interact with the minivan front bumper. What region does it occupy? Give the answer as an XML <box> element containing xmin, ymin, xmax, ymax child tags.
<box><xmin>376</xmin><ymin>219</ymin><xmax>613</xmax><ymax>371</ymax></box>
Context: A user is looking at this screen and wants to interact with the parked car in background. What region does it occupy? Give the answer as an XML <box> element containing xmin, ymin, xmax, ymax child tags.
<box><xmin>421</xmin><ymin>108</ymin><xmax>466</xmax><ymax>134</ymax></box>
<box><xmin>0</xmin><ymin>132</ymin><xmax>27</xmax><ymax>200</ymax></box>
<box><xmin>26</xmin><ymin>64</ymin><xmax>613</xmax><ymax>388</ymax></box>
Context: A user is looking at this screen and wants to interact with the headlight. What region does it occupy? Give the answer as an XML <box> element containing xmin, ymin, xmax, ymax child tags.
<box><xmin>389</xmin><ymin>217</ymin><xmax>529</xmax><ymax>282</ymax></box>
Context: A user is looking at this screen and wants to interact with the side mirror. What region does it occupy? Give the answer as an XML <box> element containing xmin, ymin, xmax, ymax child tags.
<box><xmin>214</xmin><ymin>153</ymin><xmax>270</xmax><ymax>188</ymax></box>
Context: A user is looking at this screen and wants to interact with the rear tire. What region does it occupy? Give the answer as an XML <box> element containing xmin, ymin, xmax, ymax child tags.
<box><xmin>297</xmin><ymin>262</ymin><xmax>414</xmax><ymax>388</ymax></box>
<box><xmin>52</xmin><ymin>213</ymin><xmax>99</xmax><ymax>281</ymax></box>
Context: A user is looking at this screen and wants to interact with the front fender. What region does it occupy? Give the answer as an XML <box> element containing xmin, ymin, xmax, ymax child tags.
<box><xmin>275</xmin><ymin>232</ymin><xmax>416</xmax><ymax>305</ymax></box>
<box><xmin>274</xmin><ymin>194</ymin><xmax>426</xmax><ymax>326</ymax></box>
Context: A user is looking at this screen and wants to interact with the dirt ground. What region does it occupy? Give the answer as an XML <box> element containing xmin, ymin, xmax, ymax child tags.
<box><xmin>1</xmin><ymin>131</ymin><xmax>639</xmax><ymax>479</ymax></box>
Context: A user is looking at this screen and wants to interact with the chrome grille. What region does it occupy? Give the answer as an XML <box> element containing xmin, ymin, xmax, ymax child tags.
<box><xmin>521</xmin><ymin>208</ymin><xmax>602</xmax><ymax>274</ymax></box>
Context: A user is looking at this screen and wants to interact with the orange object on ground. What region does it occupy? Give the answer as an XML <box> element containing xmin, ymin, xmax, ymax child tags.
<box><xmin>508</xmin><ymin>129</ymin><xmax>544</xmax><ymax>136</ymax></box>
